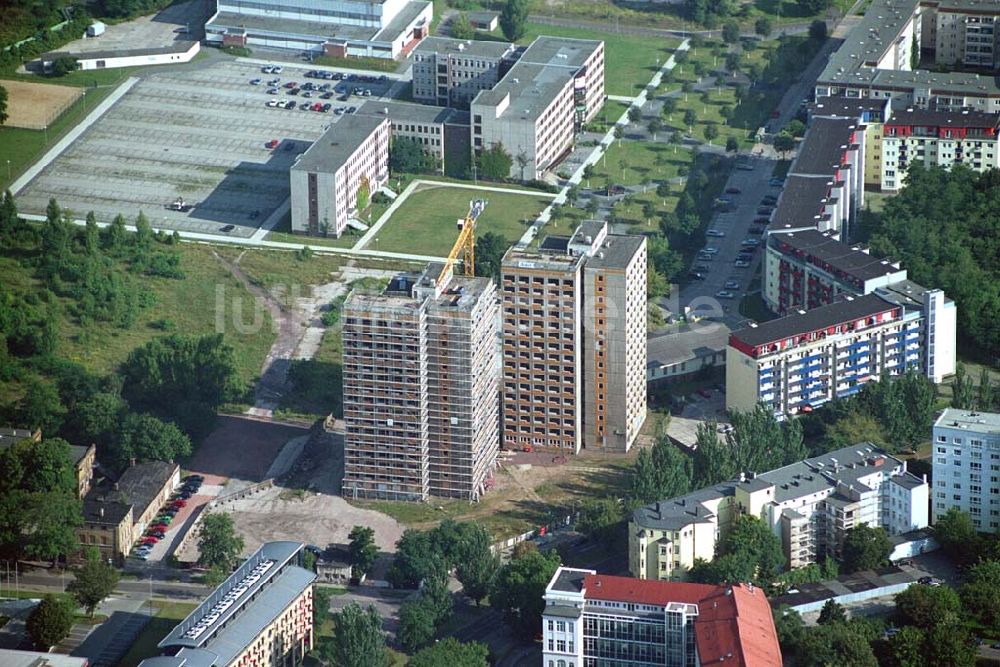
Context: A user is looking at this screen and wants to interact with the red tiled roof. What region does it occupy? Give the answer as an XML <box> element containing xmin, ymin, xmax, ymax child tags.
<box><xmin>695</xmin><ymin>584</ymin><xmax>782</xmax><ymax>667</ymax></box>
<box><xmin>582</xmin><ymin>574</ymin><xmax>717</xmax><ymax>606</ymax></box>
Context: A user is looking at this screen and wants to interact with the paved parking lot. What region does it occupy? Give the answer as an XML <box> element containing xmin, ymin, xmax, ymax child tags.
<box><xmin>17</xmin><ymin>60</ymin><xmax>387</xmax><ymax>237</ymax></box>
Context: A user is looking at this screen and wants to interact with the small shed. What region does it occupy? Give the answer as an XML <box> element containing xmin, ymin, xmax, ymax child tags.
<box><xmin>87</xmin><ymin>21</ymin><xmax>106</xmax><ymax>37</ymax></box>
<box><xmin>468</xmin><ymin>11</ymin><xmax>499</xmax><ymax>31</ymax></box>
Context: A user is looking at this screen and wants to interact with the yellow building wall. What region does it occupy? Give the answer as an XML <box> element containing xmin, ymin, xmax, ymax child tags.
<box><xmin>864</xmin><ymin>123</ymin><xmax>883</xmax><ymax>187</ymax></box>
<box><xmin>230</xmin><ymin>586</ymin><xmax>314</xmax><ymax>667</ymax></box>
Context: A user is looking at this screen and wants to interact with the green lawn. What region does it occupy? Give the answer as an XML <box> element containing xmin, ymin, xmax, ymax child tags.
<box><xmin>362</xmin><ymin>184</ymin><xmax>553</xmax><ymax>256</ymax></box>
<box><xmin>589</xmin><ymin>141</ymin><xmax>693</xmax><ymax>188</ymax></box>
<box><xmin>584</xmin><ymin>100</ymin><xmax>631</xmax><ymax>134</ymax></box>
<box><xmin>314</xmin><ymin>54</ymin><xmax>401</xmax><ymax>72</ymax></box>
<box><xmin>117</xmin><ymin>600</ymin><xmax>197</xmax><ymax>667</ymax></box>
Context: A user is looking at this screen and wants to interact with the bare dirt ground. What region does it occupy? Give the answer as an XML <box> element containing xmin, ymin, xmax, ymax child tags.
<box><xmin>3</xmin><ymin>80</ymin><xmax>81</xmax><ymax>129</ymax></box>
<box><xmin>58</xmin><ymin>0</ymin><xmax>213</xmax><ymax>56</ymax></box>
<box><xmin>187</xmin><ymin>414</ymin><xmax>310</xmax><ymax>483</ymax></box>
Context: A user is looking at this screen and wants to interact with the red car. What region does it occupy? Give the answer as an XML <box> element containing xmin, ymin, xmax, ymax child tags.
<box><xmin>141</xmin><ymin>537</ymin><xmax>158</xmax><ymax>545</ymax></box>
<box><xmin>265</xmin><ymin>139</ymin><xmax>279</xmax><ymax>149</ymax></box>
<box><xmin>697</xmin><ymin>388</ymin><xmax>712</xmax><ymax>399</ymax></box>
<box><xmin>171</xmin><ymin>499</ymin><xmax>187</xmax><ymax>508</ymax></box>
<box><xmin>284</xmin><ymin>81</ymin><xmax>297</xmax><ymax>89</ymax></box>
<box><xmin>151</xmin><ymin>522</ymin><xmax>168</xmax><ymax>531</ymax></box>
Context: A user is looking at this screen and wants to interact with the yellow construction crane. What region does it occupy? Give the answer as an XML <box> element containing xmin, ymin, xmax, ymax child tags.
<box><xmin>438</xmin><ymin>199</ymin><xmax>488</xmax><ymax>287</ymax></box>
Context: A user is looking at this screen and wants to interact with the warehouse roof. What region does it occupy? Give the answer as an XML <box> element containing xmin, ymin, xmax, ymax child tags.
<box><xmin>41</xmin><ymin>42</ymin><xmax>197</xmax><ymax>61</ymax></box>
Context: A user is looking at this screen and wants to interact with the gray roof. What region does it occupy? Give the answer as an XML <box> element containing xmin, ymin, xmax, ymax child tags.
<box><xmin>82</xmin><ymin>499</ymin><xmax>132</xmax><ymax>525</ymax></box>
<box><xmin>429</xmin><ymin>275</ymin><xmax>494</xmax><ymax>314</ymax></box>
<box><xmin>0</xmin><ymin>649</ymin><xmax>89</xmax><ymax>667</ymax></box>
<box><xmin>292</xmin><ymin>115</ymin><xmax>388</xmax><ymax>175</ymax></box>
<box><xmin>872</xmin><ymin>279</ymin><xmax>952</xmax><ymax>311</ymax></box>
<box><xmin>358</xmin><ymin>100</ymin><xmax>469</xmax><ymax>126</ymax></box>
<box><xmin>116</xmin><ymin>461</ymin><xmax>178</xmax><ymax>516</ymax></box>
<box><xmin>0</xmin><ymin>427</ymin><xmax>37</xmax><ymax>443</ymax></box>
<box><xmin>473</xmin><ymin>60</ymin><xmax>575</xmax><ymax>123</ymax></box>
<box><xmin>161</xmin><ymin>542</ymin><xmax>314</xmax><ymax>662</ymax></box>
<box><xmin>646</xmin><ymin>322</ymin><xmax>731</xmax><ymax>371</ymax></box>
<box><xmin>550</xmin><ymin>568</ymin><xmax>588</xmax><ymax>593</ymax></box>
<box><xmin>519</xmin><ymin>35</ymin><xmax>603</xmax><ymax>70</ymax></box>
<box><xmin>413</xmin><ymin>35</ymin><xmax>513</xmax><ymax>59</ymax></box>
<box><xmin>935</xmin><ymin>408</ymin><xmax>1000</xmax><ymax>436</ymax></box>
<box><xmin>809</xmin><ymin>95</ymin><xmax>891</xmax><ymax>120</ymax></box>
<box><xmin>890</xmin><ymin>472</ymin><xmax>926</xmax><ymax>490</ymax></box>
<box><xmin>767</xmin><ymin>229</ymin><xmax>905</xmax><ymax>284</ymax></box>
<box><xmin>791</xmin><ymin>118</ymin><xmax>859</xmax><ymax>176</ymax></box>
<box><xmin>730</xmin><ymin>293</ymin><xmax>896</xmax><ymax>348</ymax></box>
<box><xmin>544</xmin><ymin>604</ymin><xmax>583</xmax><ymax>618</ymax></box>
<box><xmin>41</xmin><ymin>42</ymin><xmax>196</xmax><ymax>61</ymax></box>
<box><xmin>208</xmin><ymin>12</ymin><xmax>380</xmax><ymax>42</ymax></box>
<box><xmin>372</xmin><ymin>0</ymin><xmax>432</xmax><ymax>42</ymax></box>
<box><xmin>68</xmin><ymin>444</ymin><xmax>93</xmax><ymax>467</ymax></box>
<box><xmin>584</xmin><ymin>234</ymin><xmax>644</xmax><ymax>271</ymax></box>
<box><xmin>502</xmin><ymin>246</ymin><xmax>583</xmax><ymax>274</ymax></box>
<box><xmin>770</xmin><ymin>176</ymin><xmax>835</xmax><ymax>231</ymax></box>
<box><xmin>886</xmin><ymin>107</ymin><xmax>1000</xmax><ymax>129</ymax></box>
<box><xmin>632</xmin><ymin>484</ymin><xmax>734</xmax><ymax>531</ymax></box>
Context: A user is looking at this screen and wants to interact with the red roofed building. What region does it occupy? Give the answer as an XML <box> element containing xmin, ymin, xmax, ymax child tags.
<box><xmin>542</xmin><ymin>567</ymin><xmax>781</xmax><ymax>667</ymax></box>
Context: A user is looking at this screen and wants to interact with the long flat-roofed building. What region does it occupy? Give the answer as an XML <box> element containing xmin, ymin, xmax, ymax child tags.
<box><xmin>629</xmin><ymin>444</ymin><xmax>928</xmax><ymax>578</ymax></box>
<box><xmin>411</xmin><ymin>37</ymin><xmax>515</xmax><ymax>107</ymax></box>
<box><xmin>358</xmin><ymin>100</ymin><xmax>471</xmax><ymax>174</ymax></box>
<box><xmin>290</xmin><ymin>115</ymin><xmax>390</xmax><ymax>237</ymax></box>
<box><xmin>542</xmin><ymin>567</ymin><xmax>782</xmax><ymax>667</ymax></box>
<box><xmin>142</xmin><ymin>541</ymin><xmax>315</xmax><ymax>667</ymax></box>
<box><xmin>205</xmin><ymin>0</ymin><xmax>432</xmax><ymax>60</ymax></box>
<box><xmin>342</xmin><ymin>261</ymin><xmax>500</xmax><ymax>501</ymax></box>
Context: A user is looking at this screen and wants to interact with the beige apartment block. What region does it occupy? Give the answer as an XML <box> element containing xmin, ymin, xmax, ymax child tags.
<box><xmin>290</xmin><ymin>115</ymin><xmax>390</xmax><ymax>237</ymax></box>
<box><xmin>343</xmin><ymin>264</ymin><xmax>500</xmax><ymax>501</ymax></box>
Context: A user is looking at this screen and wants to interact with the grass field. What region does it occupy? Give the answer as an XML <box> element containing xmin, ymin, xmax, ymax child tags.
<box><xmin>117</xmin><ymin>600</ymin><xmax>197</xmax><ymax>667</ymax></box>
<box><xmin>362</xmin><ymin>184</ymin><xmax>553</xmax><ymax>256</ymax></box>
<box><xmin>590</xmin><ymin>141</ymin><xmax>693</xmax><ymax>189</ymax></box>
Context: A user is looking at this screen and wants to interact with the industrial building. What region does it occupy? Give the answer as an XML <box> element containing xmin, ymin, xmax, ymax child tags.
<box><xmin>628</xmin><ymin>444</ymin><xmax>928</xmax><ymax>579</ymax></box>
<box><xmin>501</xmin><ymin>221</ymin><xmax>646</xmax><ymax>454</ymax></box>
<box><xmin>289</xmin><ymin>115</ymin><xmax>390</xmax><ymax>237</ymax></box>
<box><xmin>541</xmin><ymin>567</ymin><xmax>781</xmax><ymax>667</ymax></box>
<box><xmin>411</xmin><ymin>37</ymin><xmax>515</xmax><ymax>107</ymax></box>
<box><xmin>932</xmin><ymin>408</ymin><xmax>1000</xmax><ymax>530</ymax></box>
<box><xmin>727</xmin><ymin>286</ymin><xmax>955</xmax><ymax>416</ymax></box>
<box><xmin>342</xmin><ymin>262</ymin><xmax>500</xmax><ymax>501</ymax></box>
<box><xmin>141</xmin><ymin>541</ymin><xmax>315</xmax><ymax>667</ymax></box>
<box><xmin>204</xmin><ymin>0</ymin><xmax>432</xmax><ymax>59</ymax></box>
<box><xmin>38</xmin><ymin>42</ymin><xmax>200</xmax><ymax>71</ymax></box>
<box><xmin>879</xmin><ymin>107</ymin><xmax>1000</xmax><ymax>190</ymax></box>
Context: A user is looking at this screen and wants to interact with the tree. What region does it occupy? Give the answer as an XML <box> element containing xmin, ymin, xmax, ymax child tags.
<box><xmin>755</xmin><ymin>17</ymin><xmax>773</xmax><ymax>36</ymax></box>
<box><xmin>887</xmin><ymin>626</ymin><xmax>926</xmax><ymax>667</ymax></box>
<box><xmin>499</xmin><ymin>0</ymin><xmax>530</xmax><ymax>41</ymax></box>
<box><xmin>492</xmin><ymin>549</ymin><xmax>561</xmax><ymax>638</ymax></box>
<box><xmin>474</xmin><ymin>231</ymin><xmax>508</xmax><ymax>282</ymax></box>
<box><xmin>725</xmin><ymin>136</ymin><xmax>739</xmax><ymax>153</ymax></box>
<box><xmin>67</xmin><ymin>549</ymin><xmax>120</xmax><ymax>616</ymax></box>
<box><xmin>691</xmin><ymin>421</ymin><xmax>733</xmax><ymax>488</ymax></box>
<box><xmin>409</xmin><ymin>638</ymin><xmax>489</xmax><ymax>667</ymax></box>
<box><xmin>799</xmin><ymin>0</ymin><xmax>832</xmax><ymax>14</ymax></box>
<box><xmin>923</xmin><ymin>619</ymin><xmax>978</xmax><ymax>667</ymax></box>
<box><xmin>978</xmin><ymin>367</ymin><xmax>995</xmax><ymax>411</ymax></box>
<box><xmin>841</xmin><ymin>525</ymin><xmax>892</xmax><ymax>573</ymax></box>
<box><xmin>773</xmin><ymin>132</ymin><xmax>796</xmax><ymax>157</ymax></box>
<box><xmin>478</xmin><ymin>142</ymin><xmax>513</xmax><ymax>181</ymax></box>
<box><xmin>703</xmin><ymin>124</ymin><xmax>719</xmax><ymax>144</ymax></box>
<box><xmin>716</xmin><ymin>514</ymin><xmax>785</xmax><ymax>584</ymax></box>
<box><xmin>399</xmin><ymin>598</ymin><xmax>437</xmax><ymax>652</ymax></box>
<box><xmin>197</xmin><ymin>513</ymin><xmax>244</xmax><ymax>572</ymax></box>
<box><xmin>952</xmin><ymin>362</ymin><xmax>977</xmax><ymax>409</ymax></box>
<box><xmin>894</xmin><ymin>584</ymin><xmax>962</xmax><ymax>630</ymax></box>
<box><xmin>348</xmin><ymin>525</ymin><xmax>379</xmax><ymax>579</ymax></box>
<box><xmin>388</xmin><ymin>529</ymin><xmax>441</xmax><ymax>589</ymax></box>
<box><xmin>722</xmin><ymin>21</ymin><xmax>740</xmax><ymax>43</ymax></box>
<box><xmin>613</xmin><ymin>125</ymin><xmax>624</xmax><ymax>146</ymax></box>
<box><xmin>817</xmin><ymin>599</ymin><xmax>846</xmax><ymax>625</ymax></box>
<box><xmin>576</xmin><ymin>498</ymin><xmax>623</xmax><ymax>543</ymax></box>
<box><xmin>313</xmin><ymin>584</ymin><xmax>332</xmax><ymax>629</ymax></box>
<box><xmin>795</xmin><ymin>620</ymin><xmax>877</xmax><ymax>667</ymax></box>
<box><xmin>628</xmin><ymin>437</ymin><xmax>692</xmax><ymax>507</ymax></box>
<box><xmin>647</xmin><ymin>117</ymin><xmax>663</xmax><ymax>139</ymax></box>
<box><xmin>49</xmin><ymin>56</ymin><xmax>79</xmax><ymax>77</ymax></box>
<box><xmin>327</xmin><ymin>603</ymin><xmax>386</xmax><ymax>667</ymax></box>
<box><xmin>389</xmin><ymin>136</ymin><xmax>432</xmax><ymax>174</ymax></box>
<box><xmin>932</xmin><ymin>508</ymin><xmax>981</xmax><ymax>567</ymax></box>
<box><xmin>356</xmin><ymin>179</ymin><xmax>370</xmax><ymax>213</ymax></box>
<box><xmin>786</xmin><ymin>119</ymin><xmax>807</xmax><ymax>137</ymax></box>
<box><xmin>960</xmin><ymin>559</ymin><xmax>1000</xmax><ymax>635</ymax></box>
<box><xmin>450</xmin><ymin>12</ymin><xmax>475</xmax><ymax>39</ymax></box>
<box><xmin>109</xmin><ymin>412</ymin><xmax>191</xmax><ymax>472</ymax></box>
<box><xmin>454</xmin><ymin>526</ymin><xmax>499</xmax><ymax>605</ymax></box>
<box><xmin>628</xmin><ymin>106</ymin><xmax>641</xmax><ymax>123</ymax></box>
<box><xmin>0</xmin><ymin>85</ymin><xmax>8</xmax><ymax>125</ymax></box>
<box><xmin>26</xmin><ymin>594</ymin><xmax>74</xmax><ymax>650</ymax></box>
<box><xmin>661</xmin><ymin>97</ymin><xmax>677</xmax><ymax>118</ymax></box>
<box><xmin>809</xmin><ymin>20</ymin><xmax>828</xmax><ymax>40</ymax></box>
<box><xmin>774</xmin><ymin>606</ymin><xmax>806</xmax><ymax>653</ymax></box>
<box><xmin>683</xmin><ymin>109</ymin><xmax>697</xmax><ymax>130</ymax></box>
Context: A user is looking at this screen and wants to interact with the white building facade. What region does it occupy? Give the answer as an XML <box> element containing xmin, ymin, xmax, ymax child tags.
<box><xmin>932</xmin><ymin>408</ymin><xmax>1000</xmax><ymax>530</ymax></box>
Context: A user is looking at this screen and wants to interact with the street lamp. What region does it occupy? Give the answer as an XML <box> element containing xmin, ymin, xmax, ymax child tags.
<box><xmin>5</xmin><ymin>159</ymin><xmax>10</xmax><ymax>183</ymax></box>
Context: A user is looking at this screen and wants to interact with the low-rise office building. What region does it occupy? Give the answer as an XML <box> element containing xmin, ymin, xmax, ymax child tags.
<box><xmin>472</xmin><ymin>37</ymin><xmax>605</xmax><ymax>179</ymax></box>
<box><xmin>932</xmin><ymin>408</ymin><xmax>1000</xmax><ymax>530</ymax></box>
<box><xmin>880</xmin><ymin>107</ymin><xmax>1000</xmax><ymax>191</ymax></box>
<box><xmin>342</xmin><ymin>263</ymin><xmax>500</xmax><ymax>501</ymax></box>
<box><xmin>290</xmin><ymin>115</ymin><xmax>390</xmax><ymax>236</ymax></box>
<box><xmin>727</xmin><ymin>288</ymin><xmax>955</xmax><ymax>417</ymax></box>
<box><xmin>141</xmin><ymin>542</ymin><xmax>315</xmax><ymax>667</ymax></box>
<box><xmin>629</xmin><ymin>444</ymin><xmax>928</xmax><ymax>579</ymax></box>
<box><xmin>205</xmin><ymin>0</ymin><xmax>432</xmax><ymax>60</ymax></box>
<box><xmin>541</xmin><ymin>567</ymin><xmax>781</xmax><ymax>667</ymax></box>
<box><xmin>411</xmin><ymin>37</ymin><xmax>515</xmax><ymax>107</ymax></box>
<box><xmin>359</xmin><ymin>100</ymin><xmax>470</xmax><ymax>174</ymax></box>
<box><xmin>501</xmin><ymin>221</ymin><xmax>646</xmax><ymax>454</ymax></box>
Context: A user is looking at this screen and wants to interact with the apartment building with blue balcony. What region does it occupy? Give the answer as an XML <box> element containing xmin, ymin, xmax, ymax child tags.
<box><xmin>727</xmin><ymin>285</ymin><xmax>955</xmax><ymax>418</ymax></box>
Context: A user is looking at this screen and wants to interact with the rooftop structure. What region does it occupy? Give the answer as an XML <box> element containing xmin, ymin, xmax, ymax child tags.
<box><xmin>0</xmin><ymin>650</ymin><xmax>89</xmax><ymax>667</ymax></box>
<box><xmin>412</xmin><ymin>35</ymin><xmax>514</xmax><ymax>59</ymax></box>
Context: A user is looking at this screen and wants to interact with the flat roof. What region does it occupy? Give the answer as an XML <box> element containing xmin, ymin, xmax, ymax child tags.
<box><xmin>730</xmin><ymin>293</ymin><xmax>896</xmax><ymax>348</ymax></box>
<box><xmin>502</xmin><ymin>246</ymin><xmax>583</xmax><ymax>273</ymax></box>
<box><xmin>936</xmin><ymin>407</ymin><xmax>1000</xmax><ymax>435</ymax></box>
<box><xmin>584</xmin><ymin>234</ymin><xmax>644</xmax><ymax>270</ymax></box>
<box><xmin>412</xmin><ymin>35</ymin><xmax>513</xmax><ymax>59</ymax></box>
<box><xmin>518</xmin><ymin>35</ymin><xmax>602</xmax><ymax>70</ymax></box>
<box><xmin>768</xmin><ymin>229</ymin><xmax>905</xmax><ymax>283</ymax></box>
<box><xmin>208</xmin><ymin>12</ymin><xmax>379</xmax><ymax>42</ymax></box>
<box><xmin>550</xmin><ymin>567</ymin><xmax>589</xmax><ymax>593</ymax></box>
<box><xmin>358</xmin><ymin>99</ymin><xmax>469</xmax><ymax>125</ymax></box>
<box><xmin>429</xmin><ymin>275</ymin><xmax>494</xmax><ymax>313</ymax></box>
<box><xmin>873</xmin><ymin>279</ymin><xmax>951</xmax><ymax>311</ymax></box>
<box><xmin>372</xmin><ymin>0</ymin><xmax>431</xmax><ymax>42</ymax></box>
<box><xmin>809</xmin><ymin>95</ymin><xmax>891</xmax><ymax>119</ymax></box>
<box><xmin>790</xmin><ymin>117</ymin><xmax>858</xmax><ymax>175</ymax></box>
<box><xmin>474</xmin><ymin>60</ymin><xmax>575</xmax><ymax>122</ymax></box>
<box><xmin>292</xmin><ymin>115</ymin><xmax>387</xmax><ymax>175</ymax></box>
<box><xmin>647</xmin><ymin>322</ymin><xmax>731</xmax><ymax>372</ymax></box>
<box><xmin>0</xmin><ymin>649</ymin><xmax>89</xmax><ymax>667</ymax></box>
<box><xmin>770</xmin><ymin>176</ymin><xmax>834</xmax><ymax>230</ymax></box>
<box><xmin>886</xmin><ymin>107</ymin><xmax>1000</xmax><ymax>128</ymax></box>
<box><xmin>42</xmin><ymin>42</ymin><xmax>197</xmax><ymax>61</ymax></box>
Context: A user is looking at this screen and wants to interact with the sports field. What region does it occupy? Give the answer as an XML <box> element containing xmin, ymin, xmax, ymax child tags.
<box><xmin>2</xmin><ymin>79</ymin><xmax>82</xmax><ymax>129</ymax></box>
<box><xmin>362</xmin><ymin>183</ymin><xmax>554</xmax><ymax>256</ymax></box>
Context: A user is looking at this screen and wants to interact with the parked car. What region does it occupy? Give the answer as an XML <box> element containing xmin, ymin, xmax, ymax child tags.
<box><xmin>184</xmin><ymin>475</ymin><xmax>204</xmax><ymax>483</ymax></box>
<box><xmin>688</xmin><ymin>271</ymin><xmax>705</xmax><ymax>280</ymax></box>
<box><xmin>272</xmin><ymin>66</ymin><xmax>283</xmax><ymax>73</ymax></box>
<box><xmin>734</xmin><ymin>260</ymin><xmax>751</xmax><ymax>268</ymax></box>
<box><xmin>321</xmin><ymin>103</ymin><xmax>332</xmax><ymax>112</ymax></box>
<box><xmin>265</xmin><ymin>139</ymin><xmax>279</xmax><ymax>149</ymax></box>
<box><xmin>716</xmin><ymin>290</ymin><xmax>735</xmax><ymax>299</ymax></box>
<box><xmin>736</xmin><ymin>163</ymin><xmax>754</xmax><ymax>171</ymax></box>
<box><xmin>768</xmin><ymin>177</ymin><xmax>785</xmax><ymax>187</ymax></box>
<box><xmin>702</xmin><ymin>246</ymin><xmax>719</xmax><ymax>255</ymax></box>
<box><xmin>266</xmin><ymin>87</ymin><xmax>279</xmax><ymax>95</ymax></box>
<box><xmin>220</xmin><ymin>224</ymin><xmax>235</xmax><ymax>233</ymax></box>
<box><xmin>694</xmin><ymin>263</ymin><xmax>711</xmax><ymax>272</ymax></box>
<box><xmin>265</xmin><ymin>99</ymin><xmax>280</xmax><ymax>108</ymax></box>
<box><xmin>749</xmin><ymin>227</ymin><xmax>764</xmax><ymax>235</ymax></box>
<box><xmin>706</xmin><ymin>229</ymin><xmax>725</xmax><ymax>237</ymax></box>
<box><xmin>249</xmin><ymin>78</ymin><xmax>261</xmax><ymax>85</ymax></box>
<box><xmin>761</xmin><ymin>195</ymin><xmax>778</xmax><ymax>205</ymax></box>
<box><xmin>320</xmin><ymin>91</ymin><xmax>333</xmax><ymax>99</ymax></box>
<box><xmin>284</xmin><ymin>81</ymin><xmax>297</xmax><ymax>89</ymax></box>
<box><xmin>346</xmin><ymin>106</ymin><xmax>357</xmax><ymax>113</ymax></box>
<box><xmin>756</xmin><ymin>207</ymin><xmax>773</xmax><ymax>215</ymax></box>
<box><xmin>724</xmin><ymin>280</ymin><xmax>741</xmax><ymax>290</ymax></box>
<box><xmin>267</xmin><ymin>78</ymin><xmax>280</xmax><ymax>86</ymax></box>
<box><xmin>725</xmin><ymin>187</ymin><xmax>741</xmax><ymax>194</ymax></box>
<box><xmin>754</xmin><ymin>217</ymin><xmax>770</xmax><ymax>225</ymax></box>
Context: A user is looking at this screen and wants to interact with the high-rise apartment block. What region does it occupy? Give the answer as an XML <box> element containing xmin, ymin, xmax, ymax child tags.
<box><xmin>629</xmin><ymin>444</ymin><xmax>928</xmax><ymax>579</ymax></box>
<box><xmin>932</xmin><ymin>408</ymin><xmax>1000</xmax><ymax>530</ymax></box>
<box><xmin>342</xmin><ymin>263</ymin><xmax>499</xmax><ymax>501</ymax></box>
<box><xmin>542</xmin><ymin>567</ymin><xmax>781</xmax><ymax>667</ymax></box>
<box><xmin>501</xmin><ymin>221</ymin><xmax>646</xmax><ymax>454</ymax></box>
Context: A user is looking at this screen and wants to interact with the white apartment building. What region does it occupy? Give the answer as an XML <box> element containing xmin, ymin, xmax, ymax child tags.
<box><xmin>630</xmin><ymin>444</ymin><xmax>929</xmax><ymax>577</ymax></box>
<box><xmin>411</xmin><ymin>37</ymin><xmax>515</xmax><ymax>107</ymax></box>
<box><xmin>541</xmin><ymin>567</ymin><xmax>781</xmax><ymax>667</ymax></box>
<box><xmin>290</xmin><ymin>115</ymin><xmax>390</xmax><ymax>236</ymax></box>
<box><xmin>880</xmin><ymin>107</ymin><xmax>1000</xmax><ymax>191</ymax></box>
<box><xmin>932</xmin><ymin>408</ymin><xmax>1000</xmax><ymax>530</ymax></box>
<box><xmin>934</xmin><ymin>3</ymin><xmax>1000</xmax><ymax>68</ymax></box>
<box><xmin>471</xmin><ymin>37</ymin><xmax>605</xmax><ymax>179</ymax></box>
